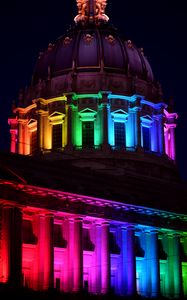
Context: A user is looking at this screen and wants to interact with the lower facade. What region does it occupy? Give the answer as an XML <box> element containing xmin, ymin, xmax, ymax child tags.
<box><xmin>0</xmin><ymin>183</ymin><xmax>187</xmax><ymax>299</ymax></box>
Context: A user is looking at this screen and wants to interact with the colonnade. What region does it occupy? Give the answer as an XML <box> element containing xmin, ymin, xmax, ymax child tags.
<box><xmin>0</xmin><ymin>204</ymin><xmax>185</xmax><ymax>298</ymax></box>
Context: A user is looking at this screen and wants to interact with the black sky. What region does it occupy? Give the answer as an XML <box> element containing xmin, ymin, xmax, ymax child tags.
<box><xmin>0</xmin><ymin>0</ymin><xmax>187</xmax><ymax>179</ymax></box>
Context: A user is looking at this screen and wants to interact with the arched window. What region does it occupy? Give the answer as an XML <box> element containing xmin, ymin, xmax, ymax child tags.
<box><xmin>140</xmin><ymin>115</ymin><xmax>153</xmax><ymax>152</ymax></box>
<box><xmin>48</xmin><ymin>112</ymin><xmax>65</xmax><ymax>150</ymax></box>
<box><xmin>114</xmin><ymin>122</ymin><xmax>126</xmax><ymax>148</ymax></box>
<box><xmin>79</xmin><ymin>108</ymin><xmax>97</xmax><ymax>149</ymax></box>
<box><xmin>82</xmin><ymin>121</ymin><xmax>94</xmax><ymax>148</ymax></box>
<box><xmin>30</xmin><ymin>130</ymin><xmax>37</xmax><ymax>154</ymax></box>
<box><xmin>28</xmin><ymin>119</ymin><xmax>37</xmax><ymax>155</ymax></box>
<box><xmin>52</xmin><ymin>123</ymin><xmax>62</xmax><ymax>149</ymax></box>
<box><xmin>111</xmin><ymin>109</ymin><xmax>128</xmax><ymax>149</ymax></box>
<box><xmin>142</xmin><ymin>126</ymin><xmax>150</xmax><ymax>151</ymax></box>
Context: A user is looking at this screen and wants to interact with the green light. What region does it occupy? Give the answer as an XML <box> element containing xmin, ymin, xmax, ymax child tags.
<box><xmin>72</xmin><ymin>92</ymin><xmax>102</xmax><ymax>101</ymax></box>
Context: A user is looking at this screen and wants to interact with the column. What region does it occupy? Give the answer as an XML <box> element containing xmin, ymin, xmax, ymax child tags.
<box><xmin>102</xmin><ymin>93</ymin><xmax>109</xmax><ymax>150</ymax></box>
<box><xmin>73</xmin><ymin>217</ymin><xmax>83</xmax><ymax>292</ymax></box>
<box><xmin>43</xmin><ymin>112</ymin><xmax>51</xmax><ymax>150</ymax></box>
<box><xmin>101</xmin><ymin>222</ymin><xmax>110</xmax><ymax>294</ymax></box>
<box><xmin>134</xmin><ymin>105</ymin><xmax>142</xmax><ymax>150</ymax></box>
<box><xmin>95</xmin><ymin>223</ymin><xmax>101</xmax><ymax>293</ymax></box>
<box><xmin>66</xmin><ymin>105</ymin><xmax>73</xmax><ymax>150</ymax></box>
<box><xmin>159</xmin><ymin>114</ymin><xmax>165</xmax><ymax>154</ymax></box>
<box><xmin>102</xmin><ymin>102</ymin><xmax>110</xmax><ymax>150</ymax></box>
<box><xmin>68</xmin><ymin>219</ymin><xmax>74</xmax><ymax>291</ymax></box>
<box><xmin>167</xmin><ymin>234</ymin><xmax>174</xmax><ymax>297</ymax></box>
<box><xmin>2</xmin><ymin>205</ymin><xmax>22</xmax><ymax>286</ymax></box>
<box><xmin>145</xmin><ymin>231</ymin><xmax>152</xmax><ymax>297</ymax></box>
<box><xmin>18</xmin><ymin>120</ymin><xmax>24</xmax><ymax>154</ymax></box>
<box><xmin>173</xmin><ymin>234</ymin><xmax>183</xmax><ymax>298</ymax></box>
<box><xmin>120</xmin><ymin>227</ymin><xmax>128</xmax><ymax>295</ymax></box>
<box><xmin>170</xmin><ymin>126</ymin><xmax>176</xmax><ymax>160</ymax></box>
<box><xmin>33</xmin><ymin>214</ymin><xmax>45</xmax><ymax>290</ymax></box>
<box><xmin>23</xmin><ymin>122</ymin><xmax>30</xmax><ymax>155</ymax></box>
<box><xmin>43</xmin><ymin>213</ymin><xmax>54</xmax><ymax>290</ymax></box>
<box><xmin>150</xmin><ymin>230</ymin><xmax>160</xmax><ymax>298</ymax></box>
<box><xmin>10</xmin><ymin>129</ymin><xmax>17</xmax><ymax>153</ymax></box>
<box><xmin>164</xmin><ymin>127</ymin><xmax>169</xmax><ymax>156</ymax></box>
<box><xmin>37</xmin><ymin>111</ymin><xmax>44</xmax><ymax>152</ymax></box>
<box><xmin>126</xmin><ymin>226</ymin><xmax>136</xmax><ymax>296</ymax></box>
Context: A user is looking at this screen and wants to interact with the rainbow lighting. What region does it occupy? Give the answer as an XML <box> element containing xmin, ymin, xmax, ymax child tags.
<box><xmin>8</xmin><ymin>92</ymin><xmax>178</xmax><ymax>160</ymax></box>
<box><xmin>0</xmin><ymin>180</ymin><xmax>187</xmax><ymax>298</ymax></box>
<box><xmin>5</xmin><ymin>0</ymin><xmax>184</xmax><ymax>299</ymax></box>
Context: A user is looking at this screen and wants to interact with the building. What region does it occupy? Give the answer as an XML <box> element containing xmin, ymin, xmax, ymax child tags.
<box><xmin>1</xmin><ymin>0</ymin><xmax>187</xmax><ymax>298</ymax></box>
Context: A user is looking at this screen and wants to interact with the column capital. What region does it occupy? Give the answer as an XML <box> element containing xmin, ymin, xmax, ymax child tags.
<box><xmin>101</xmin><ymin>221</ymin><xmax>110</xmax><ymax>226</ymax></box>
<box><xmin>126</xmin><ymin>224</ymin><xmax>136</xmax><ymax>231</ymax></box>
<box><xmin>45</xmin><ymin>212</ymin><xmax>54</xmax><ymax>218</ymax></box>
<box><xmin>74</xmin><ymin>217</ymin><xmax>83</xmax><ymax>222</ymax></box>
<box><xmin>3</xmin><ymin>203</ymin><xmax>15</xmax><ymax>209</ymax></box>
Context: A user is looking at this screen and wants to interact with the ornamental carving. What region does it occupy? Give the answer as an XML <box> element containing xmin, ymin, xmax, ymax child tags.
<box><xmin>83</xmin><ymin>33</ymin><xmax>94</xmax><ymax>44</ymax></box>
<box><xmin>74</xmin><ymin>0</ymin><xmax>109</xmax><ymax>23</ymax></box>
<box><xmin>63</xmin><ymin>36</ymin><xmax>72</xmax><ymax>46</ymax></box>
<box><xmin>105</xmin><ymin>35</ymin><xmax>116</xmax><ymax>45</ymax></box>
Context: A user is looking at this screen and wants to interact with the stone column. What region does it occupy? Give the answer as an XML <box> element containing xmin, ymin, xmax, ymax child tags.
<box><xmin>102</xmin><ymin>101</ymin><xmax>110</xmax><ymax>150</ymax></box>
<box><xmin>101</xmin><ymin>222</ymin><xmax>110</xmax><ymax>294</ymax></box>
<box><xmin>68</xmin><ymin>219</ymin><xmax>74</xmax><ymax>291</ymax></box>
<box><xmin>43</xmin><ymin>112</ymin><xmax>51</xmax><ymax>150</ymax></box>
<box><xmin>95</xmin><ymin>223</ymin><xmax>101</xmax><ymax>293</ymax></box>
<box><xmin>73</xmin><ymin>217</ymin><xmax>83</xmax><ymax>292</ymax></box>
<box><xmin>43</xmin><ymin>213</ymin><xmax>54</xmax><ymax>290</ymax></box>
<box><xmin>136</xmin><ymin>109</ymin><xmax>142</xmax><ymax>149</ymax></box>
<box><xmin>150</xmin><ymin>230</ymin><xmax>160</xmax><ymax>298</ymax></box>
<box><xmin>2</xmin><ymin>205</ymin><xmax>22</xmax><ymax>286</ymax></box>
<box><xmin>66</xmin><ymin>103</ymin><xmax>73</xmax><ymax>150</ymax></box>
<box><xmin>144</xmin><ymin>231</ymin><xmax>152</xmax><ymax>297</ymax></box>
<box><xmin>170</xmin><ymin>126</ymin><xmax>176</xmax><ymax>160</ymax></box>
<box><xmin>159</xmin><ymin>114</ymin><xmax>165</xmax><ymax>154</ymax></box>
<box><xmin>126</xmin><ymin>226</ymin><xmax>136</xmax><ymax>296</ymax></box>
<box><xmin>167</xmin><ymin>234</ymin><xmax>174</xmax><ymax>297</ymax></box>
<box><xmin>102</xmin><ymin>93</ymin><xmax>109</xmax><ymax>150</ymax></box>
<box><xmin>120</xmin><ymin>227</ymin><xmax>128</xmax><ymax>295</ymax></box>
<box><xmin>10</xmin><ymin>129</ymin><xmax>17</xmax><ymax>153</ymax></box>
<box><xmin>173</xmin><ymin>234</ymin><xmax>183</xmax><ymax>298</ymax></box>
<box><xmin>18</xmin><ymin>120</ymin><xmax>24</xmax><ymax>154</ymax></box>
<box><xmin>33</xmin><ymin>214</ymin><xmax>45</xmax><ymax>290</ymax></box>
<box><xmin>37</xmin><ymin>111</ymin><xmax>44</xmax><ymax>152</ymax></box>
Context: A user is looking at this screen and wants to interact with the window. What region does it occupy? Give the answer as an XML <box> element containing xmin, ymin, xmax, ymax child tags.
<box><xmin>114</xmin><ymin>122</ymin><xmax>126</xmax><ymax>148</ymax></box>
<box><xmin>22</xmin><ymin>220</ymin><xmax>37</xmax><ymax>244</ymax></box>
<box><xmin>83</xmin><ymin>228</ymin><xmax>95</xmax><ymax>251</ymax></box>
<box><xmin>135</xmin><ymin>236</ymin><xmax>145</xmax><ymax>257</ymax></box>
<box><xmin>109</xmin><ymin>232</ymin><xmax>120</xmax><ymax>254</ymax></box>
<box><xmin>82</xmin><ymin>121</ymin><xmax>94</xmax><ymax>148</ymax></box>
<box><xmin>158</xmin><ymin>239</ymin><xmax>167</xmax><ymax>260</ymax></box>
<box><xmin>52</xmin><ymin>124</ymin><xmax>62</xmax><ymax>149</ymax></box>
<box><xmin>53</xmin><ymin>224</ymin><xmax>67</xmax><ymax>248</ymax></box>
<box><xmin>142</xmin><ymin>126</ymin><xmax>150</xmax><ymax>151</ymax></box>
<box><xmin>30</xmin><ymin>131</ymin><xmax>37</xmax><ymax>154</ymax></box>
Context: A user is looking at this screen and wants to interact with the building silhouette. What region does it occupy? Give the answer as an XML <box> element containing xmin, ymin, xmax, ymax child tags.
<box><xmin>1</xmin><ymin>0</ymin><xmax>187</xmax><ymax>298</ymax></box>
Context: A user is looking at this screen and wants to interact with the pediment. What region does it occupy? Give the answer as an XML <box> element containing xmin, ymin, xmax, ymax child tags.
<box><xmin>79</xmin><ymin>108</ymin><xmax>96</xmax><ymax>115</ymax></box>
<box><xmin>28</xmin><ymin>118</ymin><xmax>37</xmax><ymax>125</ymax></box>
<box><xmin>141</xmin><ymin>115</ymin><xmax>153</xmax><ymax>121</ymax></box>
<box><xmin>49</xmin><ymin>111</ymin><xmax>64</xmax><ymax>118</ymax></box>
<box><xmin>140</xmin><ymin>115</ymin><xmax>153</xmax><ymax>125</ymax></box>
<box><xmin>112</xmin><ymin>109</ymin><xmax>128</xmax><ymax>116</ymax></box>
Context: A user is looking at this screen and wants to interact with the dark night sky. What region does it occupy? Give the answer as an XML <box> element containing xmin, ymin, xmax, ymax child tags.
<box><xmin>0</xmin><ymin>0</ymin><xmax>187</xmax><ymax>179</ymax></box>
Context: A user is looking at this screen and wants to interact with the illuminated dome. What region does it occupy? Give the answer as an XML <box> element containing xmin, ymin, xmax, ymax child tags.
<box><xmin>9</xmin><ymin>0</ymin><xmax>178</xmax><ymax>181</ymax></box>
<box><xmin>33</xmin><ymin>24</ymin><xmax>154</xmax><ymax>85</ymax></box>
<box><xmin>29</xmin><ymin>1</ymin><xmax>160</xmax><ymax>103</ymax></box>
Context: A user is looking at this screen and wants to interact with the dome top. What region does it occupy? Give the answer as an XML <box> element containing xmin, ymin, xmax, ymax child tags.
<box><xmin>24</xmin><ymin>0</ymin><xmax>162</xmax><ymax>104</ymax></box>
<box><xmin>32</xmin><ymin>23</ymin><xmax>154</xmax><ymax>85</ymax></box>
<box><xmin>74</xmin><ymin>0</ymin><xmax>109</xmax><ymax>24</ymax></box>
